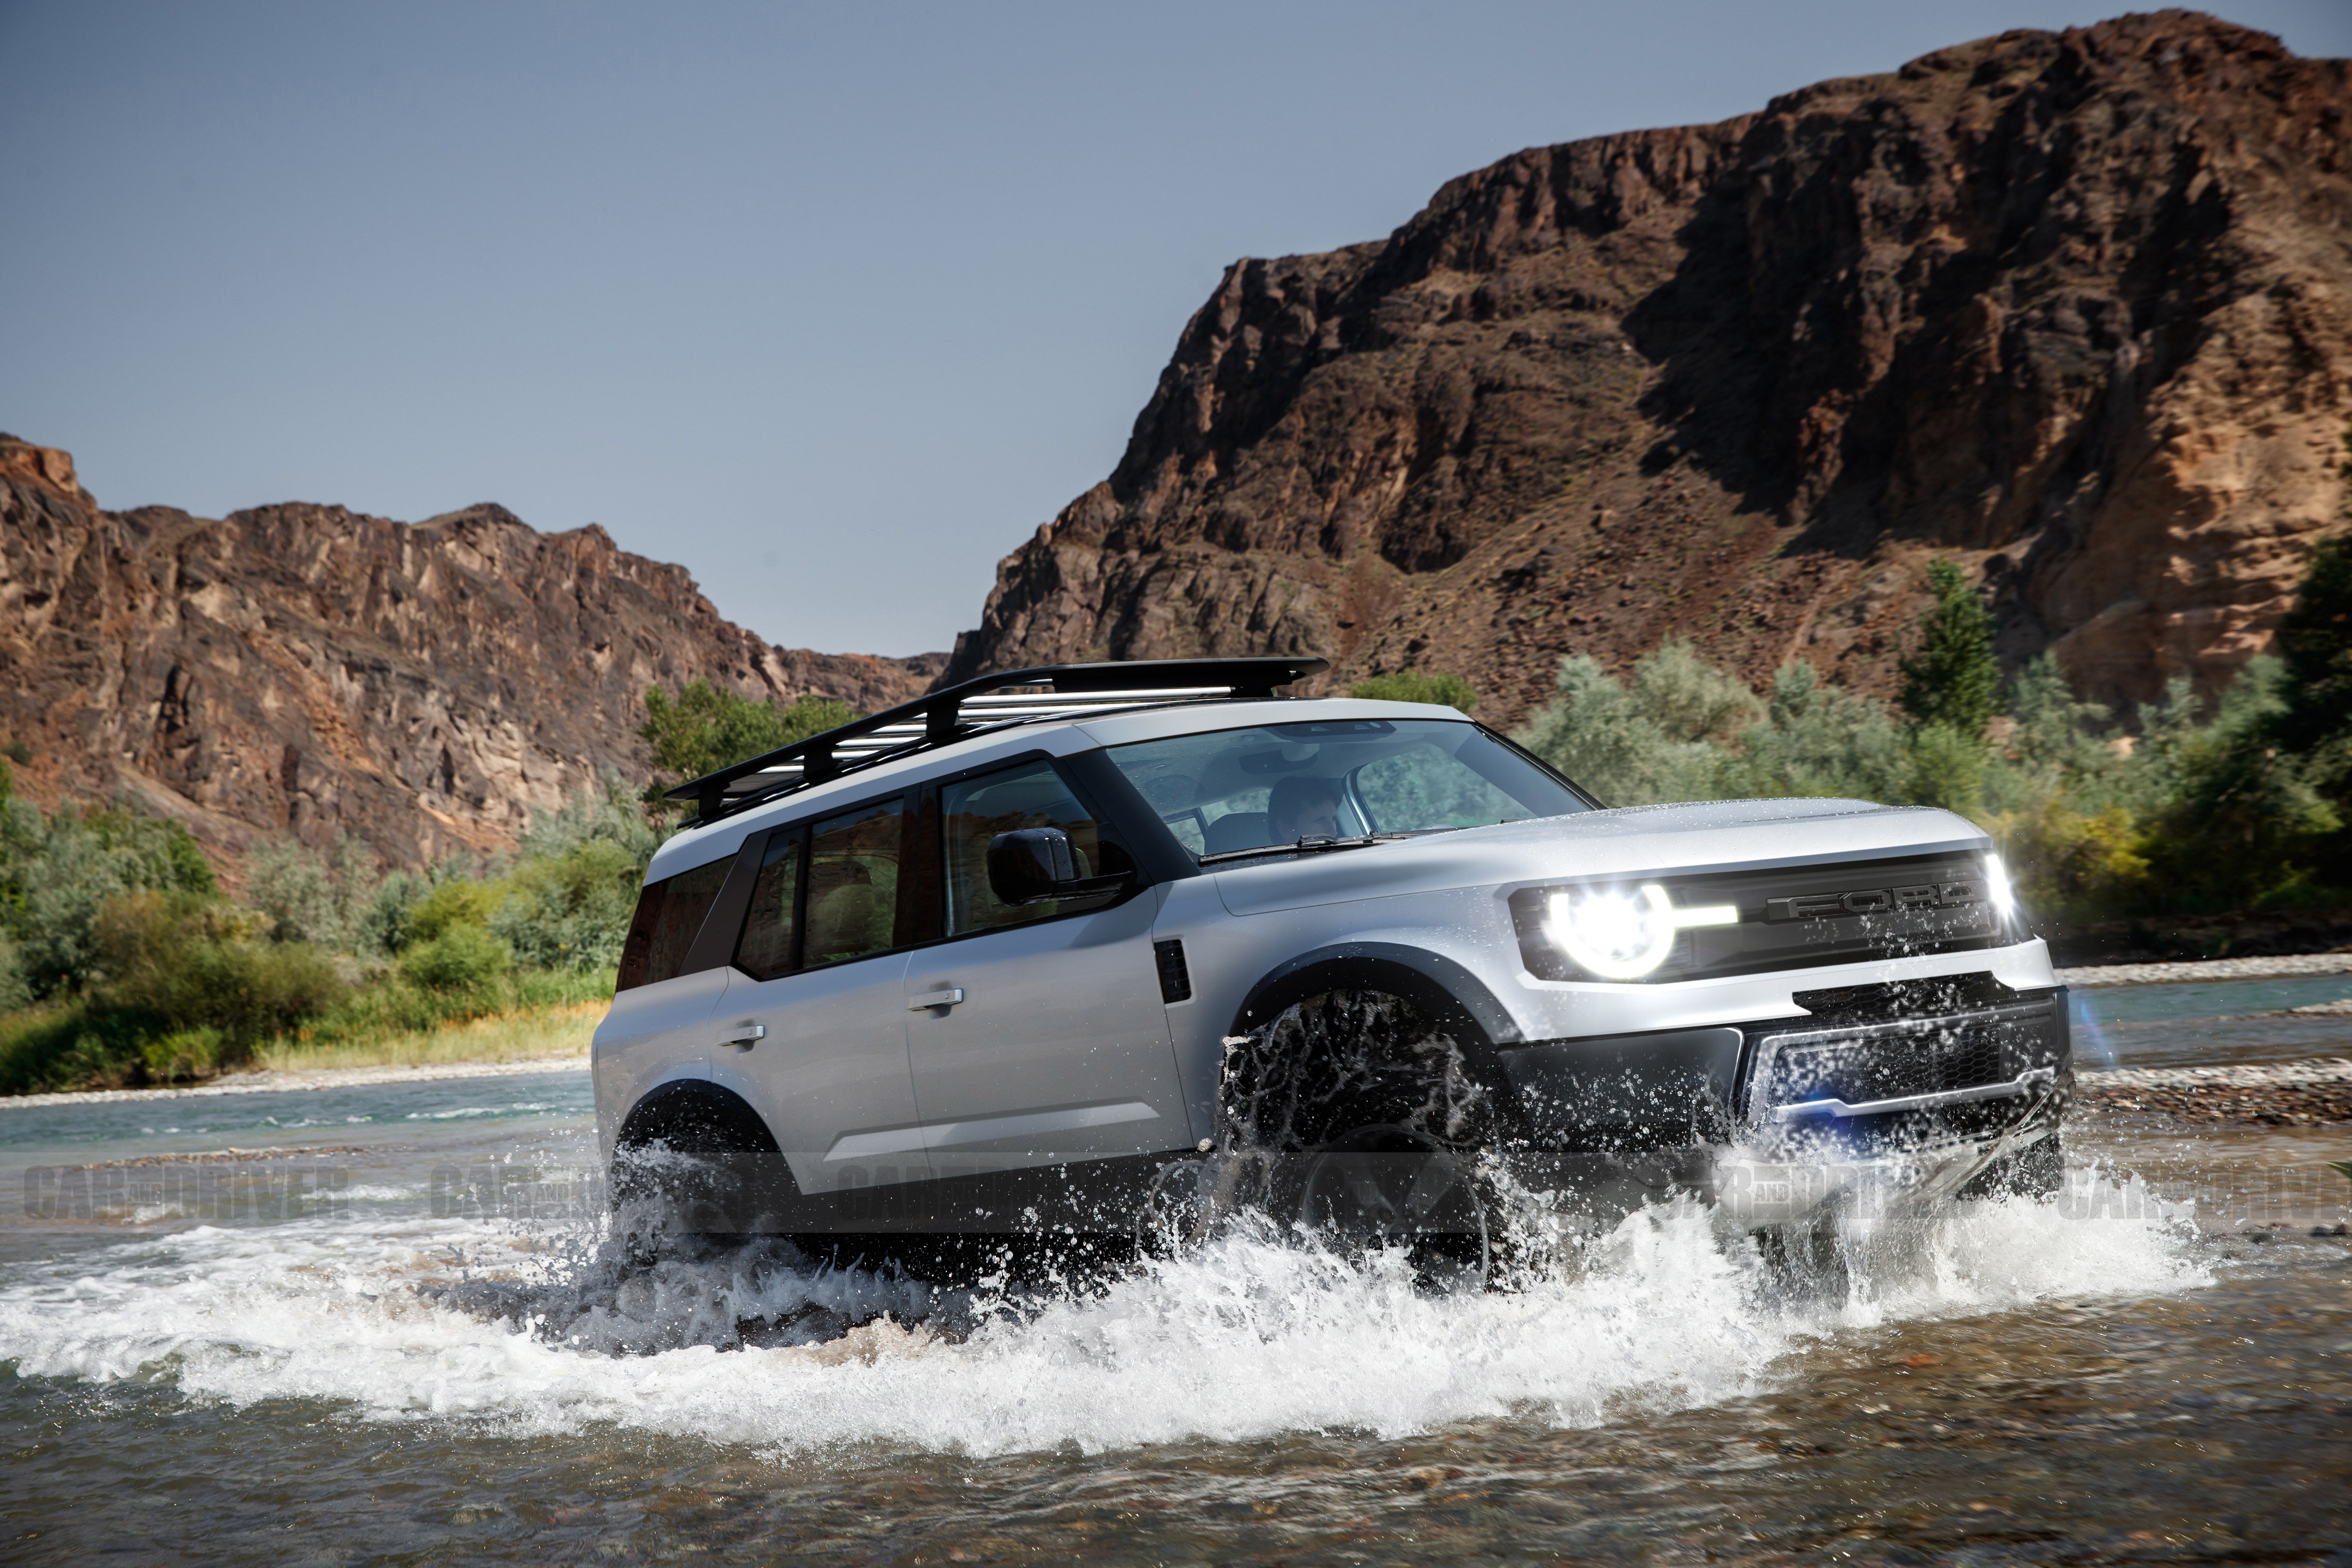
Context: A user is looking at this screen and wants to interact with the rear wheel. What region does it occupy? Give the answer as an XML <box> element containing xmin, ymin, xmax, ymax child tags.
<box><xmin>611</xmin><ymin>1085</ymin><xmax>787</xmax><ymax>1249</ymax></box>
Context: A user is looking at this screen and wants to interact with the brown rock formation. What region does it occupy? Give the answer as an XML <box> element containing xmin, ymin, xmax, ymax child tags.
<box><xmin>943</xmin><ymin>11</ymin><xmax>2352</xmax><ymax>725</ymax></box>
<box><xmin>0</xmin><ymin>435</ymin><xmax>944</xmax><ymax>873</ymax></box>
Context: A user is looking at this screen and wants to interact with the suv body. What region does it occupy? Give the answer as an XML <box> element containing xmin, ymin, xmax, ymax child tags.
<box><xmin>594</xmin><ymin>659</ymin><xmax>2068</xmax><ymax>1240</ymax></box>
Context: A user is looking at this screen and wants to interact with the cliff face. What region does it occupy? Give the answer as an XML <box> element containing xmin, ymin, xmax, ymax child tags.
<box><xmin>944</xmin><ymin>11</ymin><xmax>2352</xmax><ymax>724</ymax></box>
<box><xmin>0</xmin><ymin>436</ymin><xmax>943</xmax><ymax>872</ymax></box>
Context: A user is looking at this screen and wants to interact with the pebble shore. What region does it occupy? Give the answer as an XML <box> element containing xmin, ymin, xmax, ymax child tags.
<box><xmin>2055</xmin><ymin>952</ymin><xmax>2352</xmax><ymax>987</ymax></box>
<box><xmin>2077</xmin><ymin>1058</ymin><xmax>2352</xmax><ymax>1126</ymax></box>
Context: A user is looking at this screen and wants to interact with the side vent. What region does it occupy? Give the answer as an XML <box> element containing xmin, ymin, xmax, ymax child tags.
<box><xmin>1153</xmin><ymin>938</ymin><xmax>1192</xmax><ymax>1004</ymax></box>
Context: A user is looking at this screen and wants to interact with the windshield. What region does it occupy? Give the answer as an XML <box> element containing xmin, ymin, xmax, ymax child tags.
<box><xmin>1103</xmin><ymin>719</ymin><xmax>1590</xmax><ymax>859</ymax></box>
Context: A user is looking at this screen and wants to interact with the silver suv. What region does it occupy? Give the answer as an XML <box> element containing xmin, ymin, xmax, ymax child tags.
<box><xmin>594</xmin><ymin>658</ymin><xmax>2068</xmax><ymax>1262</ymax></box>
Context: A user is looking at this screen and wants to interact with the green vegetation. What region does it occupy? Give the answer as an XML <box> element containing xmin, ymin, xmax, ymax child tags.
<box><xmin>1351</xmin><ymin>671</ymin><xmax>1480</xmax><ymax>713</ymax></box>
<box><xmin>0</xmin><ymin>771</ymin><xmax>655</xmax><ymax>1094</ymax></box>
<box><xmin>640</xmin><ymin>680</ymin><xmax>850</xmax><ymax>811</ymax></box>
<box><xmin>1516</xmin><ymin>551</ymin><xmax>2352</xmax><ymax>926</ymax></box>
<box><xmin>0</xmin><ymin>679</ymin><xmax>864</xmax><ymax>1094</ymax></box>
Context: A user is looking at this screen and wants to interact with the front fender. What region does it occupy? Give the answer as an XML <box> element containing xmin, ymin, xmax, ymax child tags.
<box><xmin>1228</xmin><ymin>942</ymin><xmax>1527</xmax><ymax>1133</ymax></box>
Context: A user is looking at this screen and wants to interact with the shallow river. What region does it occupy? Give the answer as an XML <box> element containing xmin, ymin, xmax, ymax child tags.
<box><xmin>3</xmin><ymin>979</ymin><xmax>2349</xmax><ymax>1564</ymax></box>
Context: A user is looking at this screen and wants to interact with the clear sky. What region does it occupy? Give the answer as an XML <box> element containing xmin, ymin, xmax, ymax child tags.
<box><xmin>4</xmin><ymin>2</ymin><xmax>2346</xmax><ymax>658</ymax></box>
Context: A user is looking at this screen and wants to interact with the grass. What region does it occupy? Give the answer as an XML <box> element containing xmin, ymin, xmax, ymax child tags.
<box><xmin>0</xmin><ymin>966</ymin><xmax>616</xmax><ymax>1094</ymax></box>
<box><xmin>249</xmin><ymin>998</ymin><xmax>603</xmax><ymax>1073</ymax></box>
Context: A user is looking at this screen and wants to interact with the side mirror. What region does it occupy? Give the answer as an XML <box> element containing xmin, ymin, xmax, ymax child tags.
<box><xmin>986</xmin><ymin>827</ymin><xmax>1130</xmax><ymax>906</ymax></box>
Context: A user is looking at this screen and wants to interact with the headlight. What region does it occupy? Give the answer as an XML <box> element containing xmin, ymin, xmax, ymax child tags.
<box><xmin>1984</xmin><ymin>852</ymin><xmax>2017</xmax><ymax>923</ymax></box>
<box><xmin>1545</xmin><ymin>884</ymin><xmax>1738</xmax><ymax>980</ymax></box>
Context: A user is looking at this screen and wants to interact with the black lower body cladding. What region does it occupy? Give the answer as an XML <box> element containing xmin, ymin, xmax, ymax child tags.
<box><xmin>1497</xmin><ymin>975</ymin><xmax>2071</xmax><ymax>1155</ymax></box>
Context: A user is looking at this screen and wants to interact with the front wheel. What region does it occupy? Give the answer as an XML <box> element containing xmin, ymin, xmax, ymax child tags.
<box><xmin>1294</xmin><ymin>1123</ymin><xmax>1494</xmax><ymax>1289</ymax></box>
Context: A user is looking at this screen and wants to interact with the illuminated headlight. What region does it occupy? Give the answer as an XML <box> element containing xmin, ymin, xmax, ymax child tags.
<box><xmin>1545</xmin><ymin>884</ymin><xmax>1739</xmax><ymax>980</ymax></box>
<box><xmin>1984</xmin><ymin>851</ymin><xmax>2017</xmax><ymax>922</ymax></box>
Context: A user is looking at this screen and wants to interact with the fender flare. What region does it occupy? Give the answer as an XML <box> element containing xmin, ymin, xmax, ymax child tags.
<box><xmin>1228</xmin><ymin>942</ymin><xmax>1528</xmax><ymax>1126</ymax></box>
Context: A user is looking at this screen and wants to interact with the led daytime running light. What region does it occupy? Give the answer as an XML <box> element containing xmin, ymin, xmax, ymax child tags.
<box><xmin>1545</xmin><ymin>884</ymin><xmax>1739</xmax><ymax>980</ymax></box>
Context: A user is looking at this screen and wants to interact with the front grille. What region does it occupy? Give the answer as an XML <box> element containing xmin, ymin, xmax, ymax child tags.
<box><xmin>1760</xmin><ymin>1016</ymin><xmax>2018</xmax><ymax>1107</ymax></box>
<box><xmin>1513</xmin><ymin>851</ymin><xmax>2017</xmax><ymax>984</ymax></box>
<box><xmin>1741</xmin><ymin>980</ymin><xmax>2069</xmax><ymax>1137</ymax></box>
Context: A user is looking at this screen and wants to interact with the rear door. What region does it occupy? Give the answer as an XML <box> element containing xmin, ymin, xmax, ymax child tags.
<box><xmin>902</xmin><ymin>757</ymin><xmax>1188</xmax><ymax>1178</ymax></box>
<box><xmin>711</xmin><ymin>794</ymin><xmax>931</xmax><ymax>1197</ymax></box>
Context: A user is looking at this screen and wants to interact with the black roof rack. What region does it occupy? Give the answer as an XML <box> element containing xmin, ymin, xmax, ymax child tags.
<box><xmin>663</xmin><ymin>655</ymin><xmax>1329</xmax><ymax>826</ymax></box>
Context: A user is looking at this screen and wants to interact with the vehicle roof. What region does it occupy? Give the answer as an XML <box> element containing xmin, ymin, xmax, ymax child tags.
<box><xmin>642</xmin><ymin>697</ymin><xmax>1469</xmax><ymax>883</ymax></box>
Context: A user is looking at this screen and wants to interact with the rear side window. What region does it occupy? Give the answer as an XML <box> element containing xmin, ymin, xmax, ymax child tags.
<box><xmin>615</xmin><ymin>857</ymin><xmax>733</xmax><ymax>991</ymax></box>
<box><xmin>732</xmin><ymin>831</ymin><xmax>803</xmax><ymax>981</ymax></box>
<box><xmin>805</xmin><ymin>797</ymin><xmax>906</xmax><ymax>967</ymax></box>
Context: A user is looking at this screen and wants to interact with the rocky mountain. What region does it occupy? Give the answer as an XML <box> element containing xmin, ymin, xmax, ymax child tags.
<box><xmin>943</xmin><ymin>11</ymin><xmax>2352</xmax><ymax>727</ymax></box>
<box><xmin>0</xmin><ymin>435</ymin><xmax>943</xmax><ymax>873</ymax></box>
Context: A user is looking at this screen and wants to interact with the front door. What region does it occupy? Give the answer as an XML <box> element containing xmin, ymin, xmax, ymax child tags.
<box><xmin>903</xmin><ymin>758</ymin><xmax>1189</xmax><ymax>1182</ymax></box>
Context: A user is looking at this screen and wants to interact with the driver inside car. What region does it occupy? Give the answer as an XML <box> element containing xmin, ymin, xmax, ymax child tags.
<box><xmin>1268</xmin><ymin>774</ymin><xmax>1342</xmax><ymax>842</ymax></box>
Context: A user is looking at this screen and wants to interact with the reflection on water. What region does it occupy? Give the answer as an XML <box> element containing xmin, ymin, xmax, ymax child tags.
<box><xmin>2070</xmin><ymin>973</ymin><xmax>2352</xmax><ymax>1069</ymax></box>
<box><xmin>2</xmin><ymin>1026</ymin><xmax>2350</xmax><ymax>1562</ymax></box>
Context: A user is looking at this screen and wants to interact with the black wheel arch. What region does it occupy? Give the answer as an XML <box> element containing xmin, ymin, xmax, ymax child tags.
<box><xmin>1228</xmin><ymin>942</ymin><xmax>1529</xmax><ymax>1133</ymax></box>
<box><xmin>616</xmin><ymin>1079</ymin><xmax>782</xmax><ymax>1155</ymax></box>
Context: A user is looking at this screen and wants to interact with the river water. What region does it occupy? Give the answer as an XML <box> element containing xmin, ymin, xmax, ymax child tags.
<box><xmin>3</xmin><ymin>978</ymin><xmax>2349</xmax><ymax>1564</ymax></box>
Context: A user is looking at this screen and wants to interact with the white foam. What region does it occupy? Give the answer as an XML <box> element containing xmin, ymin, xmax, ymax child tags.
<box><xmin>0</xmin><ymin>1170</ymin><xmax>2210</xmax><ymax>1458</ymax></box>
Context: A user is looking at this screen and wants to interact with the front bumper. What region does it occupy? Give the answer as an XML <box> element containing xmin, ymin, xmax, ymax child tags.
<box><xmin>1496</xmin><ymin>973</ymin><xmax>2070</xmax><ymax>1170</ymax></box>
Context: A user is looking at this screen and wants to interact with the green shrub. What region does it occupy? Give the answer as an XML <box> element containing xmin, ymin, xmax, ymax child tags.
<box><xmin>399</xmin><ymin>924</ymin><xmax>513</xmax><ymax>992</ymax></box>
<box><xmin>492</xmin><ymin>838</ymin><xmax>641</xmax><ymax>971</ymax></box>
<box><xmin>642</xmin><ymin>682</ymin><xmax>851</xmax><ymax>803</ymax></box>
<box><xmin>0</xmin><ymin>937</ymin><xmax>28</xmax><ymax>1014</ymax></box>
<box><xmin>407</xmin><ymin>879</ymin><xmax>504</xmax><ymax>943</ymax></box>
<box><xmin>1516</xmin><ymin>644</ymin><xmax>1750</xmax><ymax>805</ymax></box>
<box><xmin>0</xmin><ymin>802</ymin><xmax>217</xmax><ymax>998</ymax></box>
<box><xmin>1350</xmin><ymin>671</ymin><xmax>1480</xmax><ymax>713</ymax></box>
<box><xmin>286</xmin><ymin>963</ymin><xmax>612</xmax><ymax>1049</ymax></box>
<box><xmin>91</xmin><ymin>891</ymin><xmax>346</xmax><ymax>1052</ymax></box>
<box><xmin>141</xmin><ymin>1026</ymin><xmax>227</xmax><ymax>1085</ymax></box>
<box><xmin>1714</xmin><ymin>662</ymin><xmax>1908</xmax><ymax>802</ymax></box>
<box><xmin>1901</xmin><ymin>722</ymin><xmax>1990</xmax><ymax>815</ymax></box>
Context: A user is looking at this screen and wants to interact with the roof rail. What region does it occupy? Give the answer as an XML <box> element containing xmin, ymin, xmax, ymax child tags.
<box><xmin>663</xmin><ymin>655</ymin><xmax>1330</xmax><ymax>825</ymax></box>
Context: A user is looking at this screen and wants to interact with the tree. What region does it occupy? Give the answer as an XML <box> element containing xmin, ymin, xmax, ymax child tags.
<box><xmin>2271</xmin><ymin>534</ymin><xmax>2352</xmax><ymax>755</ymax></box>
<box><xmin>1897</xmin><ymin>560</ymin><xmax>2000</xmax><ymax>738</ymax></box>
<box><xmin>1350</xmin><ymin>671</ymin><xmax>1479</xmax><ymax>713</ymax></box>
<box><xmin>638</xmin><ymin>683</ymin><xmax>853</xmax><ymax>803</ymax></box>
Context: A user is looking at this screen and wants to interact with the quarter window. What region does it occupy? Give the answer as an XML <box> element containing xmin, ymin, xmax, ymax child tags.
<box><xmin>940</xmin><ymin>760</ymin><xmax>1129</xmax><ymax>936</ymax></box>
<box><xmin>615</xmin><ymin>856</ymin><xmax>733</xmax><ymax>991</ymax></box>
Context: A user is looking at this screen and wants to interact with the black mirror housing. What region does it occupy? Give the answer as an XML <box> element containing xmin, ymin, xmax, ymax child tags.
<box><xmin>986</xmin><ymin>827</ymin><xmax>1131</xmax><ymax>906</ymax></box>
<box><xmin>988</xmin><ymin>827</ymin><xmax>1075</xmax><ymax>905</ymax></box>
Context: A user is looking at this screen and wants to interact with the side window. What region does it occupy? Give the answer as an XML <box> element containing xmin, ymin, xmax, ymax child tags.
<box><xmin>615</xmin><ymin>856</ymin><xmax>733</xmax><ymax>991</ymax></box>
<box><xmin>940</xmin><ymin>760</ymin><xmax>1131</xmax><ymax>937</ymax></box>
<box><xmin>732</xmin><ymin>830</ymin><xmax>803</xmax><ymax>981</ymax></box>
<box><xmin>805</xmin><ymin>797</ymin><xmax>907</xmax><ymax>967</ymax></box>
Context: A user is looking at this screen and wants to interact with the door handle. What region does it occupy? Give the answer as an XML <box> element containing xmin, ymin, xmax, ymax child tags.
<box><xmin>908</xmin><ymin>988</ymin><xmax>966</xmax><ymax>1011</ymax></box>
<box><xmin>719</xmin><ymin>1024</ymin><xmax>766</xmax><ymax>1049</ymax></box>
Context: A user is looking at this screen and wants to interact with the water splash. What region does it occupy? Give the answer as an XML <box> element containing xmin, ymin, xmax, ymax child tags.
<box><xmin>0</xmin><ymin>1167</ymin><xmax>2208</xmax><ymax>1458</ymax></box>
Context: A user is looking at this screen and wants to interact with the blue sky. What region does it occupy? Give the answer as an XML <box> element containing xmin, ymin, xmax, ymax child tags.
<box><xmin>3</xmin><ymin>2</ymin><xmax>2346</xmax><ymax>657</ymax></box>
